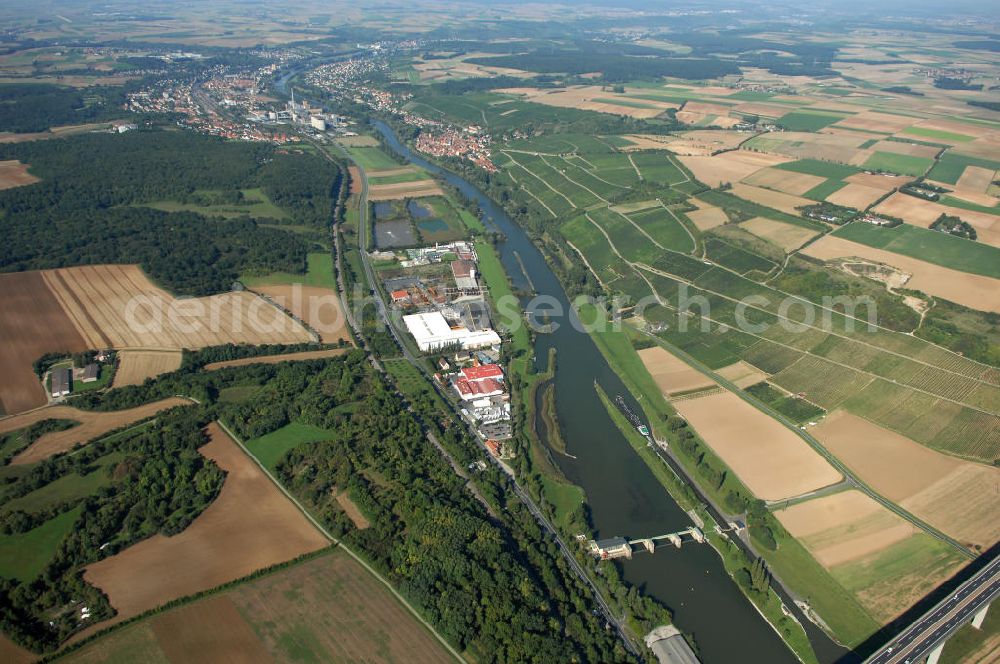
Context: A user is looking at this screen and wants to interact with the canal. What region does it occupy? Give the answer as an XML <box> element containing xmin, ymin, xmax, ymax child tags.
<box><xmin>369</xmin><ymin>120</ymin><xmax>849</xmax><ymax>664</ymax></box>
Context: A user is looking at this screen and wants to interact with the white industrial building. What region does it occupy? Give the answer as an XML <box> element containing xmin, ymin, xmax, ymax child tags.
<box><xmin>403</xmin><ymin>311</ymin><xmax>501</xmax><ymax>352</ymax></box>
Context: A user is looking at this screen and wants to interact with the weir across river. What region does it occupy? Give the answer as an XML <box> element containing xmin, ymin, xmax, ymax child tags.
<box><xmin>589</xmin><ymin>527</ymin><xmax>706</xmax><ymax>560</ymax></box>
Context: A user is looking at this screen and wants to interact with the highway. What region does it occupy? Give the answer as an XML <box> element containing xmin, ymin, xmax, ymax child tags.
<box><xmin>866</xmin><ymin>555</ymin><xmax>1000</xmax><ymax>664</ymax></box>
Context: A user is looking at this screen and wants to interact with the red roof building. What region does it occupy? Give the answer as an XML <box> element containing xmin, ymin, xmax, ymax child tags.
<box><xmin>391</xmin><ymin>289</ymin><xmax>411</xmax><ymax>303</ymax></box>
<box><xmin>461</xmin><ymin>364</ymin><xmax>503</xmax><ymax>381</ymax></box>
<box><xmin>455</xmin><ymin>377</ymin><xmax>504</xmax><ymax>400</ymax></box>
<box><xmin>485</xmin><ymin>439</ymin><xmax>502</xmax><ymax>457</ymax></box>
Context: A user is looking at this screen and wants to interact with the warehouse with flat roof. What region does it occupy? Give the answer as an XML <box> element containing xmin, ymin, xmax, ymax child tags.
<box><xmin>402</xmin><ymin>311</ymin><xmax>501</xmax><ymax>352</ymax></box>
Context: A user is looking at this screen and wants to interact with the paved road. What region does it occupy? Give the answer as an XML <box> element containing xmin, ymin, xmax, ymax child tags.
<box><xmin>331</xmin><ymin>145</ymin><xmax>640</xmax><ymax>658</ymax></box>
<box><xmin>866</xmin><ymin>556</ymin><xmax>1000</xmax><ymax>664</ymax></box>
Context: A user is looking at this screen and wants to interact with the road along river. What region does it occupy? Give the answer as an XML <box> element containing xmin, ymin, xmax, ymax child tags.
<box><xmin>371</xmin><ymin>120</ymin><xmax>849</xmax><ymax>664</ymax></box>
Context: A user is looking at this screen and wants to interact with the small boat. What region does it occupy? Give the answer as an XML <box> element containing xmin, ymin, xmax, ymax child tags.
<box><xmin>637</xmin><ymin>424</ymin><xmax>650</xmax><ymax>436</ymax></box>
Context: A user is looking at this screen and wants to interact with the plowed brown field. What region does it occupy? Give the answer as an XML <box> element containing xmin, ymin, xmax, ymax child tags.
<box><xmin>0</xmin><ymin>271</ymin><xmax>89</xmax><ymax>414</ymax></box>
<box><xmin>0</xmin><ymin>160</ymin><xmax>39</xmax><ymax>190</ymax></box>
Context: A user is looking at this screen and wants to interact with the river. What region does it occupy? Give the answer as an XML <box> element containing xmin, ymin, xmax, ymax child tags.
<box><xmin>368</xmin><ymin>120</ymin><xmax>853</xmax><ymax>664</ymax></box>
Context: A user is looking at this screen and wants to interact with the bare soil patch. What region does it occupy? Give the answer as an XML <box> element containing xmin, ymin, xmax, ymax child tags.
<box><xmin>0</xmin><ymin>160</ymin><xmax>39</xmax><ymax>190</ymax></box>
<box><xmin>744</xmin><ymin>167</ymin><xmax>826</xmax><ymax>196</ymax></box>
<box><xmin>678</xmin><ymin>150</ymin><xmax>791</xmax><ymax>188</ymax></box>
<box><xmin>825</xmin><ymin>183</ymin><xmax>887</xmax><ymax>209</ymax></box>
<box><xmin>741</xmin><ymin>217</ymin><xmax>819</xmax><ymax>252</ymax></box>
<box><xmin>731</xmin><ymin>183</ymin><xmax>813</xmax><ymax>216</ymax></box>
<box><xmin>716</xmin><ymin>360</ymin><xmax>770</xmax><ymax>388</ymax></box>
<box><xmin>151</xmin><ymin>595</ymin><xmax>269</xmax><ymax>664</ymax></box>
<box><xmin>368</xmin><ymin>180</ymin><xmax>444</xmax><ymax>200</ymax></box>
<box><xmin>113</xmin><ymin>350</ymin><xmax>183</xmax><ymax>387</ymax></box>
<box><xmin>843</xmin><ymin>172</ymin><xmax>910</xmax><ymax>190</ymax></box>
<box><xmin>203</xmin><ymin>348</ymin><xmax>350</xmax><ymax>371</ymax></box>
<box><xmin>1</xmin><ymin>398</ymin><xmax>191</xmax><ymax>465</ymax></box>
<box><xmin>686</xmin><ymin>199</ymin><xmax>729</xmax><ymax>231</ymax></box>
<box><xmin>673</xmin><ymin>390</ymin><xmax>841</xmax><ymax>501</ymax></box>
<box><xmin>777</xmin><ymin>490</ymin><xmax>918</xmax><ymax>567</ymax></box>
<box><xmin>499</xmin><ymin>86</ymin><xmax>675</xmax><ymax>118</ymax></box>
<box><xmin>252</xmin><ymin>284</ymin><xmax>350</xmax><ymax>344</ymax></box>
<box><xmin>956</xmin><ymin>166</ymin><xmax>997</xmax><ymax>193</ymax></box>
<box><xmin>833</xmin><ymin>112</ymin><xmax>915</xmax><ymax>134</ymax></box>
<box><xmin>348</xmin><ymin>165</ymin><xmax>362</xmax><ymax>194</ymax></box>
<box><xmin>812</xmin><ymin>410</ymin><xmax>1000</xmax><ymax>549</ymax></box>
<box><xmin>334</xmin><ymin>489</ymin><xmax>370</xmax><ymax>529</ymax></box>
<box><xmin>83</xmin><ymin>423</ymin><xmax>328</xmax><ymax>628</ymax></box>
<box><xmin>0</xmin><ymin>271</ymin><xmax>89</xmax><ymax>415</ymax></box>
<box><xmin>638</xmin><ymin>346</ymin><xmax>715</xmax><ymax>396</ymax></box>
<box><xmin>802</xmin><ymin>234</ymin><xmax>1000</xmax><ymax>313</ymax></box>
<box><xmin>611</xmin><ymin>200</ymin><xmax>660</xmax><ymax>213</ymax></box>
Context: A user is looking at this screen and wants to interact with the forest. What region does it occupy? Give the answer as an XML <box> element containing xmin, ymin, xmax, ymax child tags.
<box><xmin>0</xmin><ymin>130</ymin><xmax>343</xmax><ymax>295</ymax></box>
<box><xmin>0</xmin><ymin>350</ymin><xmax>636</xmax><ymax>661</ymax></box>
<box><xmin>0</xmin><ymin>84</ymin><xmax>127</xmax><ymax>133</ymax></box>
<box><xmin>466</xmin><ymin>50</ymin><xmax>739</xmax><ymax>81</ymax></box>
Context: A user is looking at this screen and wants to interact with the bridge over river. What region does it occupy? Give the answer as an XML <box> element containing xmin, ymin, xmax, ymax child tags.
<box><xmin>590</xmin><ymin>527</ymin><xmax>706</xmax><ymax>560</ymax></box>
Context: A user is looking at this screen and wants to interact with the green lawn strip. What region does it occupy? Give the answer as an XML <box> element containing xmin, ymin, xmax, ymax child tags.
<box><xmin>241</xmin><ymin>252</ymin><xmax>336</xmax><ymax>289</ymax></box>
<box><xmin>342</xmin><ymin>146</ymin><xmax>401</xmax><ymax>171</ymax></box>
<box><xmin>938</xmin><ymin>195</ymin><xmax>1000</xmax><ymax>216</ymax></box>
<box><xmin>0</xmin><ymin>506</ymin><xmax>82</xmax><ymax>581</ymax></box>
<box><xmin>777</xmin><ymin>112</ymin><xmax>847</xmax><ymax>132</ymax></box>
<box><xmin>367</xmin><ymin>172</ymin><xmax>429</xmax><ymax>186</ymax></box>
<box><xmin>901</xmin><ymin>127</ymin><xmax>975</xmax><ymax>143</ymax></box>
<box><xmin>140</xmin><ymin>188</ymin><xmax>290</xmax><ymax>220</ymax></box>
<box><xmin>832</xmin><ymin>222</ymin><xmax>1000</xmax><ymax>279</ymax></box>
<box><xmin>763</xmin><ymin>527</ymin><xmax>880</xmax><ymax>648</ymax></box>
<box><xmin>474</xmin><ymin>240</ymin><xmax>529</xmax><ymax>359</ymax></box>
<box><xmin>2</xmin><ymin>454</ymin><xmax>122</xmax><ymax>515</ymax></box>
<box><xmin>803</xmin><ymin>179</ymin><xmax>849</xmax><ymax>202</ymax></box>
<box><xmin>774</xmin><ymin>159</ymin><xmax>861</xmax><ymax>180</ymax></box>
<box><xmin>244</xmin><ymin>422</ymin><xmax>336</xmax><ymax>472</ymax></box>
<box><xmin>861</xmin><ymin>152</ymin><xmax>933</xmax><ymax>177</ymax></box>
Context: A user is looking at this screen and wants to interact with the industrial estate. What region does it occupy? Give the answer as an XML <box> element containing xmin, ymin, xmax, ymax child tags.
<box><xmin>0</xmin><ymin>1</ymin><xmax>998</xmax><ymax>664</ymax></box>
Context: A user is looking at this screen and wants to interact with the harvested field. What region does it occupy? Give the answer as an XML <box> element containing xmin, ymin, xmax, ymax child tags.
<box><xmin>843</xmin><ymin>172</ymin><xmax>911</xmax><ymax>191</ymax></box>
<box><xmin>746</xmin><ymin>131</ymin><xmax>868</xmax><ymax>163</ymax></box>
<box><xmin>252</xmin><ymin>284</ymin><xmax>350</xmax><ymax>343</ymax></box>
<box><xmin>825</xmin><ymin>183</ymin><xmax>888</xmax><ymax>209</ymax></box>
<box><xmin>812</xmin><ymin>410</ymin><xmax>1000</xmax><ymax>549</ymax></box>
<box><xmin>618</xmin><ymin>134</ymin><xmax>676</xmax><ymax>151</ymax></box>
<box><xmin>833</xmin><ymin>112</ymin><xmax>915</xmax><ymax>134</ymax></box>
<box><xmin>64</xmin><ymin>550</ymin><xmax>454</xmax><ymax>664</ymax></box>
<box><xmin>0</xmin><ymin>635</ymin><xmax>34</xmax><ymax>664</ymax></box>
<box><xmin>41</xmin><ymin>264</ymin><xmax>313</xmax><ymax>349</ymax></box>
<box><xmin>0</xmin><ymin>160</ymin><xmax>39</xmax><ymax>190</ymax></box>
<box><xmin>348</xmin><ymin>165</ymin><xmax>362</xmax><ymax>194</ymax></box>
<box><xmin>0</xmin><ymin>271</ymin><xmax>89</xmax><ymax>415</ymax></box>
<box><xmin>673</xmin><ymin>390</ymin><xmax>842</xmax><ymax>501</ymax></box>
<box><xmin>611</xmin><ymin>200</ymin><xmax>660</xmax><ymax>213</ymax></box>
<box><xmin>956</xmin><ymin>166</ymin><xmax>996</xmax><ymax>193</ymax></box>
<box><xmin>730</xmin><ymin>183</ymin><xmax>813</xmax><ymax>216</ymax></box>
<box><xmin>113</xmin><ymin>350</ymin><xmax>183</xmax><ymax>387</ymax></box>
<box><xmin>83</xmin><ymin>423</ymin><xmax>328</xmax><ymax>629</ymax></box>
<box><xmin>676</xmin><ymin>112</ymin><xmax>742</xmax><ymax>129</ymax></box>
<box><xmin>367</xmin><ymin>166</ymin><xmax>419</xmax><ymax>179</ymax></box>
<box><xmin>874</xmin><ymin>193</ymin><xmax>1000</xmax><ymax>249</ymax></box>
<box><xmin>741</xmin><ymin>217</ymin><xmax>820</xmax><ymax>251</ymax></box>
<box><xmin>203</xmin><ymin>348</ymin><xmax>351</xmax><ymax>371</ymax></box>
<box><xmin>628</xmin><ymin>130</ymin><xmax>749</xmax><ymax>156</ymax></box>
<box><xmin>368</xmin><ymin>179</ymin><xmax>444</xmax><ymax>200</ymax></box>
<box><xmin>744</xmin><ymin>167</ymin><xmax>826</xmax><ymax>196</ymax></box>
<box><xmin>678</xmin><ymin>150</ymin><xmax>792</xmax><ymax>188</ymax></box>
<box><xmin>0</xmin><ymin>398</ymin><xmax>191</xmax><ymax>465</ymax></box>
<box><xmin>638</xmin><ymin>346</ymin><xmax>714</xmax><ymax>396</ymax></box>
<box><xmin>499</xmin><ymin>86</ymin><xmax>675</xmax><ymax>118</ymax></box>
<box><xmin>777</xmin><ymin>490</ymin><xmax>918</xmax><ymax>567</ymax></box>
<box><xmin>716</xmin><ymin>360</ymin><xmax>769</xmax><ymax>388</ymax></box>
<box><xmin>802</xmin><ymin>234</ymin><xmax>1000</xmax><ymax>313</ymax></box>
<box><xmin>686</xmin><ymin>199</ymin><xmax>729</xmax><ymax>230</ymax></box>
<box><xmin>683</xmin><ymin>101</ymin><xmax>734</xmax><ymax>116</ymax></box>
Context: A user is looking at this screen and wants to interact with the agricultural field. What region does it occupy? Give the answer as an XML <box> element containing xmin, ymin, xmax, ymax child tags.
<box><xmin>0</xmin><ymin>398</ymin><xmax>191</xmax><ymax>464</ymax></box>
<box><xmin>498</xmin><ymin>85</ymin><xmax>677</xmax><ymax>118</ymax></box>
<box><xmin>40</xmin><ymin>264</ymin><xmax>314</xmax><ymax>349</ymax></box>
<box><xmin>245</xmin><ymin>422</ymin><xmax>336</xmax><ymax>472</ymax></box>
<box><xmin>678</xmin><ymin>150</ymin><xmax>792</xmax><ymax>188</ymax></box>
<box><xmin>832</xmin><ymin>221</ymin><xmax>1000</xmax><ymax>279</ymax></box>
<box><xmin>82</xmin><ymin>423</ymin><xmax>329</xmax><ymax>632</ymax></box>
<box><xmin>672</xmin><ymin>389</ymin><xmax>842</xmax><ymax>501</ymax></box>
<box><xmin>812</xmin><ymin>411</ymin><xmax>1000</xmax><ymax>550</ymax></box>
<box><xmin>873</xmin><ymin>193</ymin><xmax>1000</xmax><ymax>248</ymax></box>
<box><xmin>638</xmin><ymin>346</ymin><xmax>714</xmax><ymax>396</ymax></box>
<box><xmin>740</xmin><ymin>217</ymin><xmax>820</xmax><ymax>252</ymax></box>
<box><xmin>802</xmin><ymin>233</ymin><xmax>1000</xmax><ymax>313</ymax></box>
<box><xmin>0</xmin><ymin>159</ymin><xmax>38</xmax><ymax>190</ymax></box>
<box><xmin>62</xmin><ymin>550</ymin><xmax>456</xmax><ymax>664</ymax></box>
<box><xmin>140</xmin><ymin>188</ymin><xmax>288</xmax><ymax>221</ymax></box>
<box><xmin>776</xmin><ymin>490</ymin><xmax>965</xmax><ymax>622</ymax></box>
<box><xmin>112</xmin><ymin>350</ymin><xmax>183</xmax><ymax>387</ymax></box>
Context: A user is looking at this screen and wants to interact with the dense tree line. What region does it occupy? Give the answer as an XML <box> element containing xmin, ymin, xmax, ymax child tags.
<box><xmin>466</xmin><ymin>50</ymin><xmax>739</xmax><ymax>82</ymax></box>
<box><xmin>0</xmin><ymin>84</ymin><xmax>127</xmax><ymax>133</ymax></box>
<box><xmin>0</xmin><ymin>130</ymin><xmax>343</xmax><ymax>294</ymax></box>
